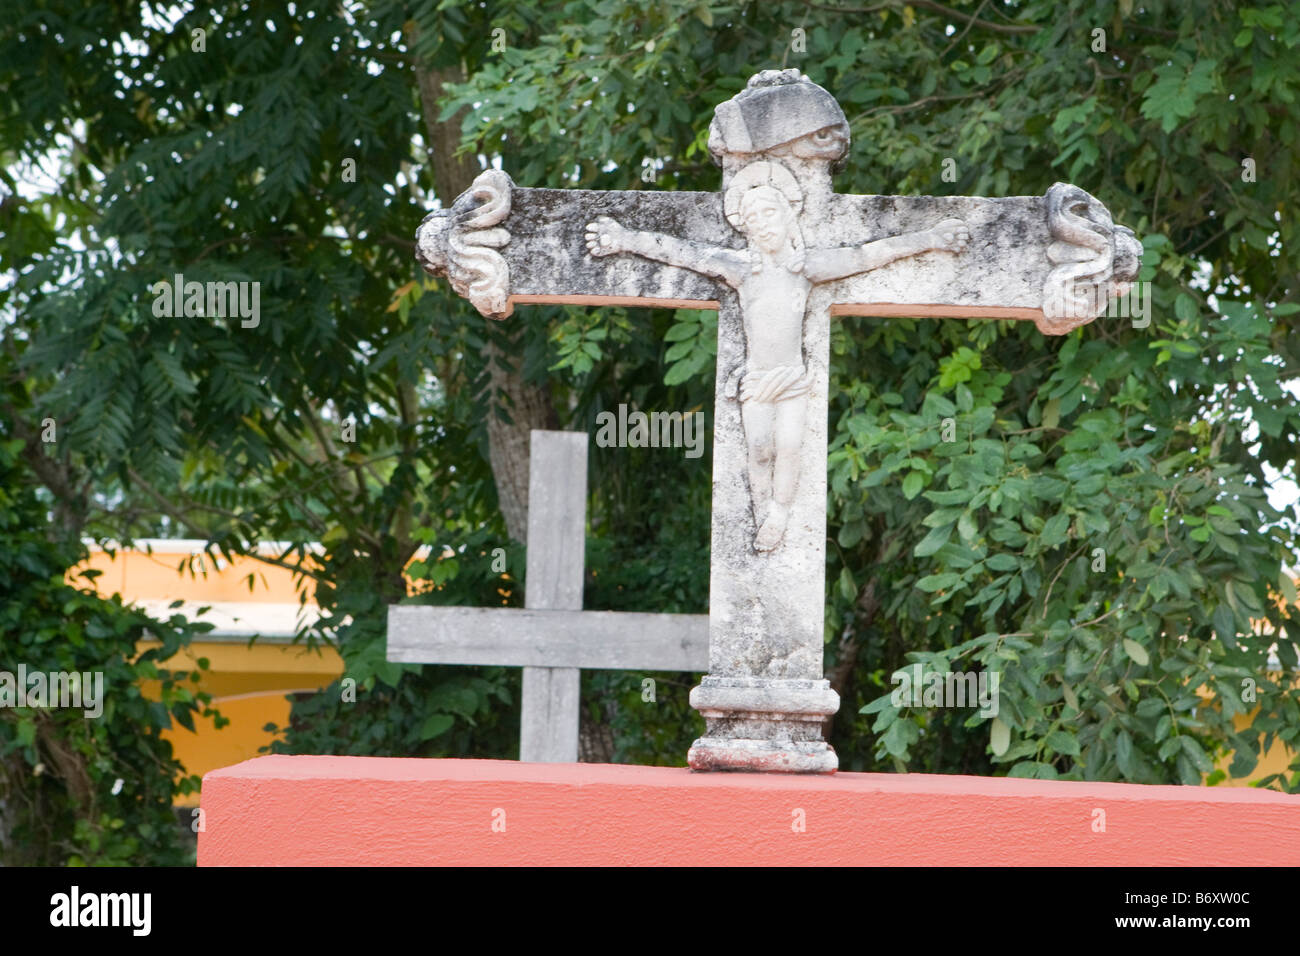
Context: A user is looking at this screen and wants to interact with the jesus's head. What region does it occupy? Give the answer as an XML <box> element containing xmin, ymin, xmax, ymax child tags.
<box><xmin>724</xmin><ymin>162</ymin><xmax>806</xmax><ymax>273</ymax></box>
<box><xmin>737</xmin><ymin>186</ymin><xmax>797</xmax><ymax>255</ymax></box>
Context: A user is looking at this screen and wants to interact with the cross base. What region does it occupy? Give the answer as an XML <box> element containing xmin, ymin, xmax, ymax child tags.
<box><xmin>687</xmin><ymin>737</ymin><xmax>838</xmax><ymax>773</ymax></box>
<box><xmin>688</xmin><ymin>677</ymin><xmax>840</xmax><ymax>773</ymax></box>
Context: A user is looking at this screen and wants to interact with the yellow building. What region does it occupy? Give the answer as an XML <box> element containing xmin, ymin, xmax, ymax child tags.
<box><xmin>73</xmin><ymin>540</ymin><xmax>342</xmax><ymax>806</ymax></box>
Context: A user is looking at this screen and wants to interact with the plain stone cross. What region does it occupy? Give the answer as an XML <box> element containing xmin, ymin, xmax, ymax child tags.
<box><xmin>413</xmin><ymin>70</ymin><xmax>1140</xmax><ymax>772</ymax></box>
<box><xmin>387</xmin><ymin>429</ymin><xmax>708</xmax><ymax>762</ymax></box>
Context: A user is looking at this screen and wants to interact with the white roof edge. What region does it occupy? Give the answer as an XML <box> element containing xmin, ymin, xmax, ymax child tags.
<box><xmin>80</xmin><ymin>539</ymin><xmax>443</xmax><ymax>559</ymax></box>
<box><xmin>82</xmin><ymin>538</ymin><xmax>326</xmax><ymax>556</ymax></box>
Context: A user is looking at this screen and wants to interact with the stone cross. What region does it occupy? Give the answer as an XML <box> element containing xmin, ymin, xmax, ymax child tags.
<box><xmin>387</xmin><ymin>429</ymin><xmax>708</xmax><ymax>762</ymax></box>
<box><xmin>414</xmin><ymin>70</ymin><xmax>1140</xmax><ymax>772</ymax></box>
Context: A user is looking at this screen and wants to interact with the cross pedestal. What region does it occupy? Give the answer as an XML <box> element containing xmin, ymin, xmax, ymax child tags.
<box><xmin>387</xmin><ymin>430</ymin><xmax>707</xmax><ymax>762</ymax></box>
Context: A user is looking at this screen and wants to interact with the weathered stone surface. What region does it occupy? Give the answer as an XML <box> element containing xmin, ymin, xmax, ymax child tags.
<box><xmin>688</xmin><ymin>737</ymin><xmax>838</xmax><ymax>773</ymax></box>
<box><xmin>518</xmin><ymin>429</ymin><xmax>586</xmax><ymax>762</ymax></box>
<box><xmin>413</xmin><ymin>69</ymin><xmax>1142</xmax><ymax>774</ymax></box>
<box><xmin>388</xmin><ymin>606</ymin><xmax>708</xmax><ymax>670</ymax></box>
<box><xmin>422</xmin><ymin>184</ymin><xmax>1140</xmax><ymax>326</ymax></box>
<box><xmin>1042</xmin><ymin>181</ymin><xmax>1143</xmax><ymax>334</ymax></box>
<box><xmin>416</xmin><ymin>169</ymin><xmax>513</xmax><ymax>318</ymax></box>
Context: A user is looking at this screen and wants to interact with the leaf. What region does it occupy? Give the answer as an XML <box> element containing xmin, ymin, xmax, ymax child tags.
<box><xmin>990</xmin><ymin>717</ymin><xmax>1009</xmax><ymax>756</ymax></box>
<box><xmin>1140</xmin><ymin>59</ymin><xmax>1219</xmax><ymax>133</ymax></box>
<box><xmin>15</xmin><ymin>716</ymin><xmax>36</xmax><ymax>748</ymax></box>
<box><xmin>859</xmin><ymin>693</ymin><xmax>895</xmax><ymax>715</ymax></box>
<box><xmin>1229</xmin><ymin>743</ymin><xmax>1257</xmax><ymax>778</ymax></box>
<box><xmin>1155</xmin><ymin>714</ymin><xmax>1172</xmax><ymax>742</ymax></box>
<box><xmin>663</xmin><ymin>356</ymin><xmax>704</xmax><ymax>386</ymax></box>
<box><xmin>882</xmin><ymin>717</ymin><xmax>917</xmax><ymax>757</ymax></box>
<box><xmin>1115</xmin><ymin>729</ymin><xmax>1135</xmax><ymax>777</ymax></box>
<box><xmin>1212</xmin><ymin>603</ymin><xmax>1237</xmax><ymax>648</ymax></box>
<box><xmin>1008</xmin><ymin>761</ymin><xmax>1058</xmax><ymax>780</ymax></box>
<box><xmin>1279</xmin><ymin>571</ymin><xmax>1298</xmax><ymax>606</ymax></box>
<box><xmin>1041</xmin><ymin>398</ymin><xmax>1060</xmax><ymax>431</ymax></box>
<box><xmin>913</xmin><ymin>522</ymin><xmax>954</xmax><ymax>557</ymax></box>
<box><xmin>1040</xmin><ymin>513</ymin><xmax>1070</xmax><ymax>547</ymax></box>
<box><xmin>663</xmin><ymin>339</ymin><xmax>694</xmax><ymax>362</ymax></box>
<box><xmin>321</xmin><ymin>525</ymin><xmax>348</xmax><ymax>545</ymax></box>
<box><xmin>151</xmin><ymin>351</ymin><xmax>197</xmax><ymax>397</ymax></box>
<box><xmin>1179</xmin><ymin>736</ymin><xmax>1213</xmax><ymax>774</ymax></box>
<box><xmin>1046</xmin><ymin>730</ymin><xmax>1080</xmax><ymax>756</ymax></box>
<box><xmin>1135</xmin><ymin>698</ymin><xmax>1164</xmax><ymax>718</ymax></box>
<box><xmin>838</xmin><ymin>566</ymin><xmax>856</xmax><ymax>601</ymax></box>
<box><xmin>418</xmin><ymin>714</ymin><xmax>454</xmax><ymax>741</ymax></box>
<box><xmin>902</xmin><ymin>471</ymin><xmax>924</xmax><ymax>500</ymax></box>
<box><xmin>916</xmin><ymin>572</ymin><xmax>961</xmax><ymax>592</ymax></box>
<box><xmin>1122</xmin><ymin>638</ymin><xmax>1149</xmax><ymax>666</ymax></box>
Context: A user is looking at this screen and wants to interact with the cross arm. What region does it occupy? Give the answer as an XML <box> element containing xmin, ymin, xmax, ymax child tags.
<box><xmin>803</xmin><ymin>219</ymin><xmax>969</xmax><ymax>284</ymax></box>
<box><xmin>416</xmin><ymin>170</ymin><xmax>736</xmax><ymax>317</ymax></box>
<box><xmin>387</xmin><ymin>605</ymin><xmax>710</xmax><ymax>671</ymax></box>
<box><xmin>418</xmin><ymin>173</ymin><xmax>1140</xmax><ymax>335</ymax></box>
<box><xmin>809</xmin><ymin>186</ymin><xmax>1140</xmax><ymax>334</ymax></box>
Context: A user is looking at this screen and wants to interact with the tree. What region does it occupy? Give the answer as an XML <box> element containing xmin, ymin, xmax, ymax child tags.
<box><xmin>0</xmin><ymin>433</ymin><xmax>215</xmax><ymax>865</ymax></box>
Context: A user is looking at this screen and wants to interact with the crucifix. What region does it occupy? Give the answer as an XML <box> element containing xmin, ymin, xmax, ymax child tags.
<box><xmin>388</xmin><ymin>429</ymin><xmax>709</xmax><ymax>762</ymax></box>
<box><xmin>412</xmin><ymin>70</ymin><xmax>1140</xmax><ymax>772</ymax></box>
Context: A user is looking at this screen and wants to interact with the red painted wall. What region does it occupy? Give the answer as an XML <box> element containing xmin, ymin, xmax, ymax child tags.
<box><xmin>197</xmin><ymin>755</ymin><xmax>1300</xmax><ymax>866</ymax></box>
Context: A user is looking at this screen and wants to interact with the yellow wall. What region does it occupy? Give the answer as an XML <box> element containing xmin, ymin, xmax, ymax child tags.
<box><xmin>72</xmin><ymin>544</ymin><xmax>341</xmax><ymax>806</ymax></box>
<box><xmin>135</xmin><ymin>639</ymin><xmax>343</xmax><ymax>804</ymax></box>
<box><xmin>1212</xmin><ymin>702</ymin><xmax>1296</xmax><ymax>787</ymax></box>
<box><xmin>76</xmin><ymin>545</ymin><xmax>318</xmax><ymax>604</ymax></box>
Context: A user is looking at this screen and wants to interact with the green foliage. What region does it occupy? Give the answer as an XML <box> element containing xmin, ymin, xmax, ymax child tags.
<box><xmin>837</xmin><ymin>321</ymin><xmax>1298</xmax><ymax>782</ymax></box>
<box><xmin>264</xmin><ymin>523</ymin><xmax>524</xmax><ymax>759</ymax></box>
<box><xmin>0</xmin><ymin>437</ymin><xmax>216</xmax><ymax>865</ymax></box>
<box><xmin>662</xmin><ymin>310</ymin><xmax>718</xmax><ymax>386</ymax></box>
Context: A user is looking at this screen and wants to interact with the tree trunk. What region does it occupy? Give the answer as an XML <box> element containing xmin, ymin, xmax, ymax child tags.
<box><xmin>414</xmin><ymin>58</ymin><xmax>557</xmax><ymax>543</ymax></box>
<box><xmin>414</xmin><ymin>63</ymin><xmax>479</xmax><ymax>208</ymax></box>
<box><xmin>480</xmin><ymin>339</ymin><xmax>558</xmax><ymax>541</ymax></box>
<box><xmin>1</xmin><ymin>402</ymin><xmax>88</xmax><ymax>542</ymax></box>
<box><xmin>579</xmin><ymin>701</ymin><xmax>617</xmax><ymax>764</ymax></box>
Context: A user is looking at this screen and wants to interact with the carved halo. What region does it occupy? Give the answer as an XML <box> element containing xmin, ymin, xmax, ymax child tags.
<box><xmin>723</xmin><ymin>161</ymin><xmax>804</xmax><ymax>229</ymax></box>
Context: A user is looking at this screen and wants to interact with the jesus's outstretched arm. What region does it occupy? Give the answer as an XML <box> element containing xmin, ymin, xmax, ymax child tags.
<box><xmin>802</xmin><ymin>218</ymin><xmax>970</xmax><ymax>284</ymax></box>
<box><xmin>585</xmin><ymin>215</ymin><xmax>747</xmax><ymax>288</ymax></box>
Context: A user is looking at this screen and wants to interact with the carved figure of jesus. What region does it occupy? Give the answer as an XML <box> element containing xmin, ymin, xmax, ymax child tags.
<box><xmin>586</xmin><ymin>161</ymin><xmax>969</xmax><ymax>551</ymax></box>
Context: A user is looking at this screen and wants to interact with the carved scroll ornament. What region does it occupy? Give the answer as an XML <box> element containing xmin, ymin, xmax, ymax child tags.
<box><xmin>416</xmin><ymin>169</ymin><xmax>514</xmax><ymax>319</ymax></box>
<box><xmin>1040</xmin><ymin>182</ymin><xmax>1143</xmax><ymax>335</ymax></box>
